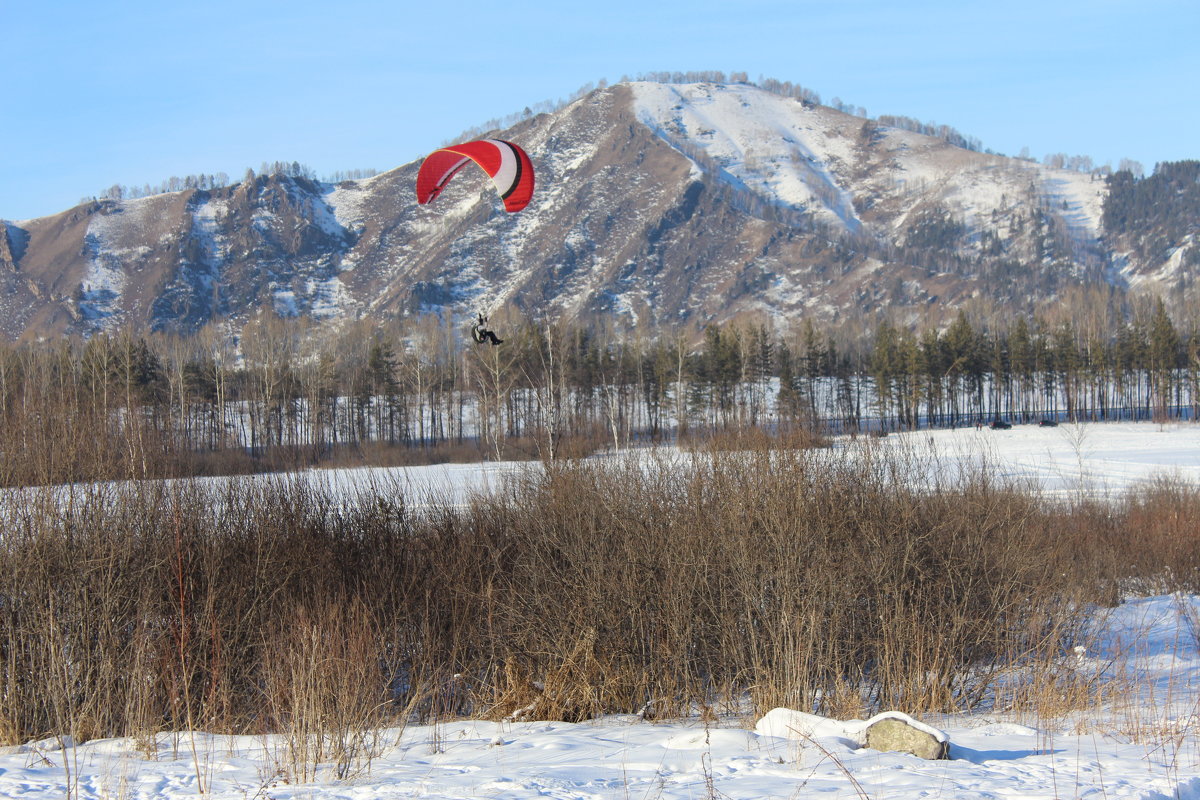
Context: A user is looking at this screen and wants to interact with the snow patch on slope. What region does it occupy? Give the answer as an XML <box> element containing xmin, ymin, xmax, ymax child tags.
<box><xmin>324</xmin><ymin>179</ymin><xmax>374</xmax><ymax>233</ymax></box>
<box><xmin>78</xmin><ymin>242</ymin><xmax>126</xmax><ymax>328</ymax></box>
<box><xmin>307</xmin><ymin>274</ymin><xmax>352</xmax><ymax>318</ymax></box>
<box><xmin>80</xmin><ymin>202</ymin><xmax>165</xmax><ymax>329</ymax></box>
<box><xmin>190</xmin><ymin>197</ymin><xmax>227</xmax><ymax>288</ymax></box>
<box><xmin>630</xmin><ymin>81</ymin><xmax>862</xmax><ymax>232</ymax></box>
<box><xmin>1038</xmin><ymin>168</ymin><xmax>1107</xmax><ymax>247</ymax></box>
<box><xmin>1128</xmin><ymin>233</ymin><xmax>1197</xmax><ymax>290</ymax></box>
<box><xmin>1</xmin><ymin>222</ymin><xmax>30</xmax><ymax>262</ymax></box>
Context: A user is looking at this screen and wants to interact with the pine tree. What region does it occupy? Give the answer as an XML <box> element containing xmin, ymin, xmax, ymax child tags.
<box><xmin>1148</xmin><ymin>298</ymin><xmax>1181</xmax><ymax>420</ymax></box>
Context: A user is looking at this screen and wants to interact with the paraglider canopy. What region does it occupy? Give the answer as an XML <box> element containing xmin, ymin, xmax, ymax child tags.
<box><xmin>415</xmin><ymin>139</ymin><xmax>535</xmax><ymax>213</ymax></box>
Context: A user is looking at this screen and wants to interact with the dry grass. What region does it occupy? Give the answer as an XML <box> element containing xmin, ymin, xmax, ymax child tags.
<box><xmin>0</xmin><ymin>433</ymin><xmax>1197</xmax><ymax>756</ymax></box>
<box><xmin>261</xmin><ymin>599</ymin><xmax>391</xmax><ymax>782</ymax></box>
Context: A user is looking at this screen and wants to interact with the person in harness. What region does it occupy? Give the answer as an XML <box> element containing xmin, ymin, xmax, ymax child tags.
<box><xmin>471</xmin><ymin>313</ymin><xmax>503</xmax><ymax>346</ymax></box>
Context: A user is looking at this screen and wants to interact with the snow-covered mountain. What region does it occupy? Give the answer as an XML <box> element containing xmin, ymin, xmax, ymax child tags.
<box><xmin>1</xmin><ymin>80</ymin><xmax>1194</xmax><ymax>339</ymax></box>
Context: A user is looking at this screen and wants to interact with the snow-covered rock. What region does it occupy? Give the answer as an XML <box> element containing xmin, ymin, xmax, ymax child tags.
<box><xmin>756</xmin><ymin>707</ymin><xmax>949</xmax><ymax>759</ymax></box>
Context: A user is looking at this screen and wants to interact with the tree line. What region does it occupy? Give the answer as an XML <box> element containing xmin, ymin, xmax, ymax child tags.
<box><xmin>1</xmin><ymin>293</ymin><xmax>1198</xmax><ymax>486</ymax></box>
<box><xmin>86</xmin><ymin>162</ymin><xmax>380</xmax><ymax>206</ymax></box>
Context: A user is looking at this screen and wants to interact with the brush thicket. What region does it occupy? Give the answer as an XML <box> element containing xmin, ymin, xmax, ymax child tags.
<box><xmin>0</xmin><ymin>434</ymin><xmax>1196</xmax><ymax>750</ymax></box>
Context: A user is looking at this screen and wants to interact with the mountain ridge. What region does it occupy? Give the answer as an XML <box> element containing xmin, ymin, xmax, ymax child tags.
<box><xmin>1</xmin><ymin>80</ymin><xmax>1195</xmax><ymax>341</ymax></box>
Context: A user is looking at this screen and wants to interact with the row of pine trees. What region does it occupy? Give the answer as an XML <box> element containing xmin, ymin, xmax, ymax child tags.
<box><xmin>1</xmin><ymin>297</ymin><xmax>1198</xmax><ymax>485</ymax></box>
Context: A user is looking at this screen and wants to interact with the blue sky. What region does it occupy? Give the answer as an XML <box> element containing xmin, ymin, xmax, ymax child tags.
<box><xmin>3</xmin><ymin>0</ymin><xmax>1197</xmax><ymax>221</ymax></box>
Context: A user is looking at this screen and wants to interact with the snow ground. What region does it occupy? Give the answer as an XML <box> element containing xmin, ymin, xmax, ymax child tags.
<box><xmin>873</xmin><ymin>420</ymin><xmax>1200</xmax><ymax>500</ymax></box>
<box><xmin>3</xmin><ymin>422</ymin><xmax>1200</xmax><ymax>798</ymax></box>
<box><xmin>281</xmin><ymin>419</ymin><xmax>1200</xmax><ymax>507</ymax></box>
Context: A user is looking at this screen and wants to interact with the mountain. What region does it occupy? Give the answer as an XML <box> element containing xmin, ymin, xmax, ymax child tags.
<box><xmin>1</xmin><ymin>80</ymin><xmax>1196</xmax><ymax>340</ymax></box>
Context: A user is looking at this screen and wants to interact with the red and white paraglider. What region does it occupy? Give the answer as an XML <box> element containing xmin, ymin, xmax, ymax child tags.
<box><xmin>415</xmin><ymin>138</ymin><xmax>536</xmax><ymax>346</ymax></box>
<box><xmin>415</xmin><ymin>139</ymin><xmax>535</xmax><ymax>213</ymax></box>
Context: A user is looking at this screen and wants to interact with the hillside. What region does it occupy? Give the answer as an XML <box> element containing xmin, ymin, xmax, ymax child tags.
<box><xmin>0</xmin><ymin>80</ymin><xmax>1195</xmax><ymax>340</ymax></box>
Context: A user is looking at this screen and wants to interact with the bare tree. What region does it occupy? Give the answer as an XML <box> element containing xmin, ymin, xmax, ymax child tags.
<box><xmin>241</xmin><ymin>311</ymin><xmax>302</xmax><ymax>452</ymax></box>
<box><xmin>523</xmin><ymin>322</ymin><xmax>571</xmax><ymax>460</ymax></box>
<box><xmin>468</xmin><ymin>316</ymin><xmax>522</xmax><ymax>461</ymax></box>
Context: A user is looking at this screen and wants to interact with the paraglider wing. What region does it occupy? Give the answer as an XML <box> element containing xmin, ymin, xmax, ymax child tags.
<box><xmin>415</xmin><ymin>139</ymin><xmax>534</xmax><ymax>212</ymax></box>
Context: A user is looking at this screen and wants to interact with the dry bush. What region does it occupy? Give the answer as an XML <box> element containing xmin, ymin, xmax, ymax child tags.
<box><xmin>1117</xmin><ymin>477</ymin><xmax>1200</xmax><ymax>593</ymax></box>
<box><xmin>680</xmin><ymin>423</ymin><xmax>829</xmax><ymax>453</ymax></box>
<box><xmin>487</xmin><ymin>628</ymin><xmax>631</xmax><ymax>723</ymax></box>
<box><xmin>544</xmin><ymin>424</ymin><xmax>614</xmax><ymax>461</ymax></box>
<box><xmin>1</xmin><ymin>435</ymin><xmax>1198</xmax><ymax>746</ymax></box>
<box><xmin>452</xmin><ymin>442</ymin><xmax>1083</xmax><ymax>718</ymax></box>
<box><xmin>0</xmin><ymin>477</ymin><xmax>405</xmax><ymax>744</ymax></box>
<box><xmin>304</xmin><ymin>439</ymin><xmax>530</xmax><ymax>470</ymax></box>
<box><xmin>261</xmin><ymin>599</ymin><xmax>391</xmax><ymax>782</ymax></box>
<box><xmin>21</xmin><ymin>496</ymin><xmax>160</xmax><ymax>738</ymax></box>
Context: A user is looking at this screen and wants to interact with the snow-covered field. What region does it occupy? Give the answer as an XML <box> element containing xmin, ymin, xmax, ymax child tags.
<box><xmin>4</xmin><ymin>421</ymin><xmax>1200</xmax><ymax>799</ymax></box>
<box><xmin>876</xmin><ymin>420</ymin><xmax>1200</xmax><ymax>500</ymax></box>
<box><xmin>288</xmin><ymin>418</ymin><xmax>1200</xmax><ymax>506</ymax></box>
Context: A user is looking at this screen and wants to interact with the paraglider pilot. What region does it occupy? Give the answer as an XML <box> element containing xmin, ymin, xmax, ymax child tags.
<box><xmin>471</xmin><ymin>313</ymin><xmax>503</xmax><ymax>346</ymax></box>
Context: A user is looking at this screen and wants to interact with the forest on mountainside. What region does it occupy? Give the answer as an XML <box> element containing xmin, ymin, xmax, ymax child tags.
<box><xmin>1102</xmin><ymin>160</ymin><xmax>1200</xmax><ymax>266</ymax></box>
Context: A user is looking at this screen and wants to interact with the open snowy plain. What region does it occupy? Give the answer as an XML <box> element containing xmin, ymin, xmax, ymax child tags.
<box><xmin>3</xmin><ymin>421</ymin><xmax>1199</xmax><ymax>799</ymax></box>
<box><xmin>255</xmin><ymin>419</ymin><xmax>1200</xmax><ymax>507</ymax></box>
